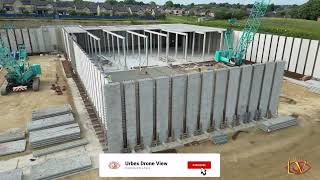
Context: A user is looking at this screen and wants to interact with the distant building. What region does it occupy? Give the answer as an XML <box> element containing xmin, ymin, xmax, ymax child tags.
<box><xmin>318</xmin><ymin>16</ymin><xmax>320</xmax><ymax>22</ymax></box>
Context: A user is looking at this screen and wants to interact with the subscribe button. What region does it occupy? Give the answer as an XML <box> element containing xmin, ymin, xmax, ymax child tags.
<box><xmin>188</xmin><ymin>161</ymin><xmax>211</xmax><ymax>169</ymax></box>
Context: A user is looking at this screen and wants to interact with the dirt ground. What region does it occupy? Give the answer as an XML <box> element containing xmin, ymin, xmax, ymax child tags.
<box><xmin>0</xmin><ymin>55</ymin><xmax>73</xmax><ymax>133</ymax></box>
<box><xmin>65</xmin><ymin>80</ymin><xmax>320</xmax><ymax>180</ymax></box>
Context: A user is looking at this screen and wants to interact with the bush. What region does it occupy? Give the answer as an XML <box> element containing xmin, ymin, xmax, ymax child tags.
<box><xmin>0</xmin><ymin>9</ymin><xmax>6</xmax><ymax>14</ymax></box>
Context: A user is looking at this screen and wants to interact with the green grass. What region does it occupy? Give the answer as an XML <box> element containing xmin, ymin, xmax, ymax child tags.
<box><xmin>162</xmin><ymin>16</ymin><xmax>320</xmax><ymax>40</ymax></box>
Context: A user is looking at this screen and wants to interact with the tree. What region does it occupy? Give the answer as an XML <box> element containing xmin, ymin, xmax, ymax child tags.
<box><xmin>150</xmin><ymin>1</ymin><xmax>156</xmax><ymax>6</ymax></box>
<box><xmin>73</xmin><ymin>0</ymin><xmax>83</xmax><ymax>3</ymax></box>
<box><xmin>268</xmin><ymin>3</ymin><xmax>275</xmax><ymax>12</ymax></box>
<box><xmin>105</xmin><ymin>0</ymin><xmax>117</xmax><ymax>5</ymax></box>
<box><xmin>190</xmin><ymin>3</ymin><xmax>195</xmax><ymax>8</ymax></box>
<box><xmin>123</xmin><ymin>0</ymin><xmax>136</xmax><ymax>4</ymax></box>
<box><xmin>165</xmin><ymin>1</ymin><xmax>174</xmax><ymax>8</ymax></box>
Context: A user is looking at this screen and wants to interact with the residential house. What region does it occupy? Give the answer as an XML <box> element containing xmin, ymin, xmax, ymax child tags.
<box><xmin>75</xmin><ymin>2</ymin><xmax>97</xmax><ymax>15</ymax></box>
<box><xmin>2</xmin><ymin>0</ymin><xmax>33</xmax><ymax>14</ymax></box>
<box><xmin>98</xmin><ymin>3</ymin><xmax>113</xmax><ymax>16</ymax></box>
<box><xmin>33</xmin><ymin>1</ymin><xmax>54</xmax><ymax>14</ymax></box>
<box><xmin>129</xmin><ymin>5</ymin><xmax>145</xmax><ymax>16</ymax></box>
<box><xmin>55</xmin><ymin>1</ymin><xmax>75</xmax><ymax>15</ymax></box>
<box><xmin>207</xmin><ymin>10</ymin><xmax>215</xmax><ymax>17</ymax></box>
<box><xmin>112</xmin><ymin>6</ymin><xmax>129</xmax><ymax>16</ymax></box>
<box><xmin>172</xmin><ymin>8</ymin><xmax>186</xmax><ymax>16</ymax></box>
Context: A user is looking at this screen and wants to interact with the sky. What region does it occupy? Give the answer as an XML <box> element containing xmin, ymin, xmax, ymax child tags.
<box><xmin>88</xmin><ymin>0</ymin><xmax>309</xmax><ymax>5</ymax></box>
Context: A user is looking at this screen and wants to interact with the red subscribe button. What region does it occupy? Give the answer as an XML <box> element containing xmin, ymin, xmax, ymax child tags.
<box><xmin>187</xmin><ymin>161</ymin><xmax>211</xmax><ymax>169</ymax></box>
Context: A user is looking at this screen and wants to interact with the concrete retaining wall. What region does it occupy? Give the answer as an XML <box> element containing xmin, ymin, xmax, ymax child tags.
<box><xmin>234</xmin><ymin>30</ymin><xmax>320</xmax><ymax>79</ymax></box>
<box><xmin>104</xmin><ymin>62</ymin><xmax>285</xmax><ymax>152</ymax></box>
<box><xmin>0</xmin><ymin>26</ymin><xmax>59</xmax><ymax>53</ymax></box>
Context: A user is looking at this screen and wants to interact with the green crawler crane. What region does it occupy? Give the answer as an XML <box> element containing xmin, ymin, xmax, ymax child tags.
<box><xmin>0</xmin><ymin>31</ymin><xmax>41</xmax><ymax>96</ymax></box>
<box><xmin>215</xmin><ymin>0</ymin><xmax>270</xmax><ymax>66</ymax></box>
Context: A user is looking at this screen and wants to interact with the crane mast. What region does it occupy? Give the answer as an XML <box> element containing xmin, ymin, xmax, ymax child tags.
<box><xmin>215</xmin><ymin>0</ymin><xmax>270</xmax><ymax>65</ymax></box>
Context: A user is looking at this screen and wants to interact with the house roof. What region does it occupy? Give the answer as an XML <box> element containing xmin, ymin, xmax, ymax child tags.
<box><xmin>32</xmin><ymin>1</ymin><xmax>52</xmax><ymax>6</ymax></box>
<box><xmin>99</xmin><ymin>3</ymin><xmax>112</xmax><ymax>10</ymax></box>
<box><xmin>55</xmin><ymin>1</ymin><xmax>74</xmax><ymax>8</ymax></box>
<box><xmin>3</xmin><ymin>0</ymin><xmax>15</xmax><ymax>5</ymax></box>
<box><xmin>113</xmin><ymin>5</ymin><xmax>128</xmax><ymax>12</ymax></box>
<box><xmin>129</xmin><ymin>5</ymin><xmax>145</xmax><ymax>12</ymax></box>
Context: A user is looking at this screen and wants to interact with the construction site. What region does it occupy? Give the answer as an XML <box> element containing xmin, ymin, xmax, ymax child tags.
<box><xmin>0</xmin><ymin>1</ymin><xmax>320</xmax><ymax>179</ymax></box>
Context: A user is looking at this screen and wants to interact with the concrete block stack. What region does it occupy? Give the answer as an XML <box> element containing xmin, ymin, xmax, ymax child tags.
<box><xmin>29</xmin><ymin>123</ymin><xmax>81</xmax><ymax>149</ymax></box>
<box><xmin>27</xmin><ymin>113</ymin><xmax>75</xmax><ymax>132</ymax></box>
<box><xmin>31</xmin><ymin>104</ymin><xmax>72</xmax><ymax>121</ymax></box>
<box><xmin>28</xmin><ymin>104</ymin><xmax>82</xmax><ymax>149</ymax></box>
<box><xmin>33</xmin><ymin>139</ymin><xmax>89</xmax><ymax>157</ymax></box>
<box><xmin>259</xmin><ymin>116</ymin><xmax>297</xmax><ymax>132</ymax></box>
<box><xmin>0</xmin><ymin>128</ymin><xmax>26</xmax><ymax>156</ymax></box>
<box><xmin>0</xmin><ymin>169</ymin><xmax>23</xmax><ymax>180</ymax></box>
<box><xmin>211</xmin><ymin>131</ymin><xmax>228</xmax><ymax>144</ymax></box>
<box><xmin>31</xmin><ymin>154</ymin><xmax>92</xmax><ymax>180</ymax></box>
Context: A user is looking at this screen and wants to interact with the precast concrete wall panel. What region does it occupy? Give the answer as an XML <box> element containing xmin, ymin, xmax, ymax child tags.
<box><xmin>251</xmin><ymin>33</ymin><xmax>260</xmax><ymax>62</ymax></box>
<box><xmin>22</xmin><ymin>29</ymin><xmax>32</xmax><ymax>53</ymax></box>
<box><xmin>36</xmin><ymin>28</ymin><xmax>46</xmax><ymax>52</ymax></box>
<box><xmin>248</xmin><ymin>64</ymin><xmax>264</xmax><ymax>121</ymax></box>
<box><xmin>269</xmin><ymin>35</ymin><xmax>279</xmax><ymax>62</ymax></box>
<box><xmin>155</xmin><ymin>76</ymin><xmax>170</xmax><ymax>143</ymax></box>
<box><xmin>256</xmin><ymin>34</ymin><xmax>266</xmax><ymax>63</ymax></box>
<box><xmin>283</xmin><ymin>37</ymin><xmax>293</xmax><ymax>70</ymax></box>
<box><xmin>171</xmin><ymin>74</ymin><xmax>187</xmax><ymax>139</ymax></box>
<box><xmin>236</xmin><ymin>65</ymin><xmax>252</xmax><ymax>123</ymax></box>
<box><xmin>269</xmin><ymin>61</ymin><xmax>285</xmax><ymax>116</ymax></box>
<box><xmin>246</xmin><ymin>39</ymin><xmax>253</xmax><ymax>60</ymax></box>
<box><xmin>288</xmin><ymin>38</ymin><xmax>301</xmax><ymax>72</ymax></box>
<box><xmin>15</xmin><ymin>29</ymin><xmax>23</xmax><ymax>45</ymax></box>
<box><xmin>213</xmin><ymin>69</ymin><xmax>228</xmax><ymax>129</ymax></box>
<box><xmin>225</xmin><ymin>67</ymin><xmax>240</xmax><ymax>127</ymax></box>
<box><xmin>0</xmin><ymin>29</ymin><xmax>10</xmax><ymax>49</ymax></box>
<box><xmin>29</xmin><ymin>29</ymin><xmax>39</xmax><ymax>53</ymax></box>
<box><xmin>305</xmin><ymin>40</ymin><xmax>319</xmax><ymax>76</ymax></box>
<box><xmin>259</xmin><ymin>62</ymin><xmax>275</xmax><ymax>117</ymax></box>
<box><xmin>296</xmin><ymin>39</ymin><xmax>310</xmax><ymax>74</ymax></box>
<box><xmin>200</xmin><ymin>70</ymin><xmax>214</xmax><ymax>131</ymax></box>
<box><xmin>275</xmin><ymin>36</ymin><xmax>286</xmax><ymax>61</ymax></box>
<box><xmin>7</xmin><ymin>29</ymin><xmax>17</xmax><ymax>52</ymax></box>
<box><xmin>313</xmin><ymin>48</ymin><xmax>320</xmax><ymax>78</ymax></box>
<box><xmin>123</xmin><ymin>81</ymin><xmax>137</xmax><ymax>147</ymax></box>
<box><xmin>262</xmin><ymin>35</ymin><xmax>272</xmax><ymax>62</ymax></box>
<box><xmin>186</xmin><ymin>73</ymin><xmax>201</xmax><ymax>135</ymax></box>
<box><xmin>105</xmin><ymin>82</ymin><xmax>123</xmax><ymax>153</ymax></box>
<box><xmin>138</xmin><ymin>79</ymin><xmax>154</xmax><ymax>147</ymax></box>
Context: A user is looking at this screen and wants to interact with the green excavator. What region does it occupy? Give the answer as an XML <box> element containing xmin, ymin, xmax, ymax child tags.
<box><xmin>0</xmin><ymin>25</ymin><xmax>42</xmax><ymax>96</ymax></box>
<box><xmin>215</xmin><ymin>0</ymin><xmax>270</xmax><ymax>66</ymax></box>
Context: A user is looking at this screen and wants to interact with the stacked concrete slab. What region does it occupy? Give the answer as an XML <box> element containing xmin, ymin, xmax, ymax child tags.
<box><xmin>31</xmin><ymin>104</ymin><xmax>72</xmax><ymax>121</ymax></box>
<box><xmin>0</xmin><ymin>128</ymin><xmax>26</xmax><ymax>156</ymax></box>
<box><xmin>211</xmin><ymin>131</ymin><xmax>228</xmax><ymax>144</ymax></box>
<box><xmin>31</xmin><ymin>154</ymin><xmax>92</xmax><ymax>180</ymax></box>
<box><xmin>104</xmin><ymin>62</ymin><xmax>287</xmax><ymax>152</ymax></box>
<box><xmin>28</xmin><ymin>113</ymin><xmax>75</xmax><ymax>132</ymax></box>
<box><xmin>29</xmin><ymin>123</ymin><xmax>81</xmax><ymax>149</ymax></box>
<box><xmin>0</xmin><ymin>140</ymin><xmax>27</xmax><ymax>156</ymax></box>
<box><xmin>259</xmin><ymin>116</ymin><xmax>297</xmax><ymax>132</ymax></box>
<box><xmin>0</xmin><ymin>169</ymin><xmax>23</xmax><ymax>180</ymax></box>
<box><xmin>0</xmin><ymin>128</ymin><xmax>25</xmax><ymax>143</ymax></box>
<box><xmin>33</xmin><ymin>139</ymin><xmax>89</xmax><ymax>157</ymax></box>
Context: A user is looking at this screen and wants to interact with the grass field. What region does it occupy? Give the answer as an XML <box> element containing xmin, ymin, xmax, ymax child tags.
<box><xmin>164</xmin><ymin>16</ymin><xmax>320</xmax><ymax>40</ymax></box>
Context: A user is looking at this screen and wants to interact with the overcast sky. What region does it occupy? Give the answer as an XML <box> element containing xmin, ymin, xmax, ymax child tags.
<box><xmin>87</xmin><ymin>0</ymin><xmax>308</xmax><ymax>5</ymax></box>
